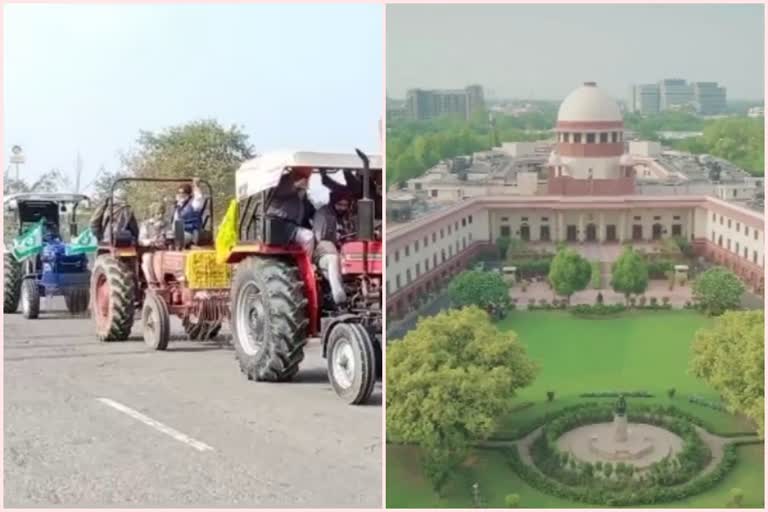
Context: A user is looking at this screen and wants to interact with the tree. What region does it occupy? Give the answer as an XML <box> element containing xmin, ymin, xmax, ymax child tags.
<box><xmin>547</xmin><ymin>248</ymin><xmax>591</xmax><ymax>302</ymax></box>
<box><xmin>610</xmin><ymin>246</ymin><xmax>649</xmax><ymax>303</ymax></box>
<box><xmin>504</xmin><ymin>494</ymin><xmax>521</xmax><ymax>508</ymax></box>
<box><xmin>495</xmin><ymin>235</ymin><xmax>511</xmax><ymax>260</ymax></box>
<box><xmin>121</xmin><ymin>119</ymin><xmax>254</xmax><ymax>221</ymax></box>
<box><xmin>693</xmin><ymin>266</ymin><xmax>744</xmax><ymax>316</ymax></box>
<box><xmin>4</xmin><ymin>168</ymin><xmax>71</xmax><ymax>195</ymax></box>
<box><xmin>386</xmin><ymin>307</ymin><xmax>538</xmax><ymax>493</ymax></box>
<box><xmin>691</xmin><ymin>310</ymin><xmax>764</xmax><ymax>437</ymax></box>
<box><xmin>727</xmin><ymin>488</ymin><xmax>745</xmax><ymax>508</ymax></box>
<box><xmin>448</xmin><ymin>270</ymin><xmax>511</xmax><ymax>315</ymax></box>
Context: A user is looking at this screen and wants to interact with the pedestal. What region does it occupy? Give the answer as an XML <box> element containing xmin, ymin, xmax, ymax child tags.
<box><xmin>614</xmin><ymin>414</ymin><xmax>628</xmax><ymax>442</ymax></box>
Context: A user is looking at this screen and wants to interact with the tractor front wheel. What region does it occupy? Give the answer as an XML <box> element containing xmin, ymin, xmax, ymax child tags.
<box><xmin>326</xmin><ymin>322</ymin><xmax>376</xmax><ymax>405</ymax></box>
<box><xmin>142</xmin><ymin>291</ymin><xmax>170</xmax><ymax>350</ymax></box>
<box><xmin>21</xmin><ymin>279</ymin><xmax>40</xmax><ymax>319</ymax></box>
<box><xmin>231</xmin><ymin>256</ymin><xmax>308</xmax><ymax>382</ymax></box>
<box><xmin>91</xmin><ymin>255</ymin><xmax>136</xmax><ymax>341</ymax></box>
<box><xmin>4</xmin><ymin>253</ymin><xmax>21</xmax><ymax>314</ymax></box>
<box><xmin>65</xmin><ymin>288</ymin><xmax>90</xmax><ymax>315</ymax></box>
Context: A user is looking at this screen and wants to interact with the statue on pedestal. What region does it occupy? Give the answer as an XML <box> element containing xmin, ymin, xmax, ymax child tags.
<box><xmin>615</xmin><ymin>393</ymin><xmax>627</xmax><ymax>416</ymax></box>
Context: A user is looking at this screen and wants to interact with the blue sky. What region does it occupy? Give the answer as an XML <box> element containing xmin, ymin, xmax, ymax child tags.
<box><xmin>3</xmin><ymin>3</ymin><xmax>383</xmax><ymax>192</ymax></box>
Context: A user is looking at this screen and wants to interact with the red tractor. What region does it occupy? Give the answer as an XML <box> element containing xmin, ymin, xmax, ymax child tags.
<box><xmin>90</xmin><ymin>178</ymin><xmax>230</xmax><ymax>349</ymax></box>
<box><xmin>226</xmin><ymin>150</ymin><xmax>382</xmax><ymax>404</ymax></box>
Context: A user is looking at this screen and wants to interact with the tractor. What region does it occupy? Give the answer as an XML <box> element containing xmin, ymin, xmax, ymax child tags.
<box><xmin>4</xmin><ymin>193</ymin><xmax>92</xmax><ymax>318</ymax></box>
<box><xmin>227</xmin><ymin>149</ymin><xmax>382</xmax><ymax>404</ymax></box>
<box><xmin>90</xmin><ymin>178</ymin><xmax>230</xmax><ymax>349</ymax></box>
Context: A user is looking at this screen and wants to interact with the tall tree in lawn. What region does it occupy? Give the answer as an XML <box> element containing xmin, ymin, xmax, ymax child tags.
<box><xmin>693</xmin><ymin>266</ymin><xmax>745</xmax><ymax>316</ymax></box>
<box><xmin>496</xmin><ymin>235</ymin><xmax>512</xmax><ymax>260</ymax></box>
<box><xmin>448</xmin><ymin>270</ymin><xmax>511</xmax><ymax>317</ymax></box>
<box><xmin>386</xmin><ymin>307</ymin><xmax>538</xmax><ymax>494</ymax></box>
<box><xmin>548</xmin><ymin>247</ymin><xmax>592</xmax><ymax>303</ymax></box>
<box><xmin>121</xmin><ymin>120</ymin><xmax>254</xmax><ymax>221</ymax></box>
<box><xmin>610</xmin><ymin>246</ymin><xmax>649</xmax><ymax>304</ymax></box>
<box><xmin>691</xmin><ymin>310</ymin><xmax>764</xmax><ymax>437</ymax></box>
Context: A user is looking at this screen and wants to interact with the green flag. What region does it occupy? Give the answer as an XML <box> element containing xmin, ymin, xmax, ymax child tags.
<box><xmin>66</xmin><ymin>229</ymin><xmax>98</xmax><ymax>255</ymax></box>
<box><xmin>12</xmin><ymin>220</ymin><xmax>44</xmax><ymax>262</ymax></box>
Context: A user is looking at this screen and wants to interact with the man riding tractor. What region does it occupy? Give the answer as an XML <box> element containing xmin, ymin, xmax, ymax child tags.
<box><xmin>4</xmin><ymin>193</ymin><xmax>92</xmax><ymax>318</ymax></box>
<box><xmin>89</xmin><ymin>178</ymin><xmax>229</xmax><ymax>348</ymax></box>
<box><xmin>226</xmin><ymin>150</ymin><xmax>382</xmax><ymax>405</ymax></box>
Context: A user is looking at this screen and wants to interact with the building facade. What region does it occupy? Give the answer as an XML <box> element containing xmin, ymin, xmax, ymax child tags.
<box><xmin>387</xmin><ymin>82</ymin><xmax>764</xmax><ymax>320</ymax></box>
<box><xmin>405</xmin><ymin>85</ymin><xmax>486</xmax><ymax>121</ymax></box>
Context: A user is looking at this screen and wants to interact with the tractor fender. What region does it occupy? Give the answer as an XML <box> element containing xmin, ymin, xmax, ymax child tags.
<box><xmin>320</xmin><ymin>314</ymin><xmax>359</xmax><ymax>358</ymax></box>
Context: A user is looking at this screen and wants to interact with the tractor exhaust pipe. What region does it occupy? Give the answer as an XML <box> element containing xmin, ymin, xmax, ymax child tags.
<box><xmin>355</xmin><ymin>148</ymin><xmax>374</xmax><ymax>241</ymax></box>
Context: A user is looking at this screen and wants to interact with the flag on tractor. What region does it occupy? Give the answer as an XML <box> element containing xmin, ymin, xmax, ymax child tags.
<box><xmin>12</xmin><ymin>220</ymin><xmax>44</xmax><ymax>262</ymax></box>
<box><xmin>66</xmin><ymin>228</ymin><xmax>99</xmax><ymax>255</ymax></box>
<box><xmin>215</xmin><ymin>199</ymin><xmax>238</xmax><ymax>264</ymax></box>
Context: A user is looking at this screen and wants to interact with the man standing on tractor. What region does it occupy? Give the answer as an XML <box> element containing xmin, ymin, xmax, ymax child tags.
<box><xmin>90</xmin><ymin>188</ymin><xmax>139</xmax><ymax>244</ymax></box>
<box><xmin>320</xmin><ymin>168</ymin><xmax>382</xmax><ymax>219</ymax></box>
<box><xmin>312</xmin><ymin>190</ymin><xmax>353</xmax><ymax>306</ymax></box>
<box><xmin>266</xmin><ymin>167</ymin><xmax>316</xmax><ymax>256</ymax></box>
<box><xmin>172</xmin><ymin>178</ymin><xmax>206</xmax><ymax>245</ymax></box>
<box><xmin>138</xmin><ymin>202</ymin><xmax>168</xmax><ymax>286</ymax></box>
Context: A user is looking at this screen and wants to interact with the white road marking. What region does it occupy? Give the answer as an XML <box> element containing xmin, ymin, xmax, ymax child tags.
<box><xmin>97</xmin><ymin>397</ymin><xmax>214</xmax><ymax>452</ymax></box>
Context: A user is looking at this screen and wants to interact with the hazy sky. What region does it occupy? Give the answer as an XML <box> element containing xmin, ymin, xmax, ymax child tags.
<box><xmin>387</xmin><ymin>3</ymin><xmax>764</xmax><ymax>101</ymax></box>
<box><xmin>3</xmin><ymin>3</ymin><xmax>383</xmax><ymax>191</ymax></box>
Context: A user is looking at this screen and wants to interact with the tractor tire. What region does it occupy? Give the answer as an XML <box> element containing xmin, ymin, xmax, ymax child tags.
<box><xmin>183</xmin><ymin>317</ymin><xmax>222</xmax><ymax>341</ymax></box>
<box><xmin>21</xmin><ymin>279</ymin><xmax>40</xmax><ymax>319</ymax></box>
<box><xmin>4</xmin><ymin>253</ymin><xmax>21</xmax><ymax>314</ymax></box>
<box><xmin>65</xmin><ymin>288</ymin><xmax>90</xmax><ymax>315</ymax></box>
<box><xmin>91</xmin><ymin>255</ymin><xmax>136</xmax><ymax>342</ymax></box>
<box><xmin>142</xmin><ymin>291</ymin><xmax>170</xmax><ymax>351</ymax></box>
<box><xmin>231</xmin><ymin>256</ymin><xmax>308</xmax><ymax>382</ymax></box>
<box><xmin>326</xmin><ymin>323</ymin><xmax>376</xmax><ymax>405</ymax></box>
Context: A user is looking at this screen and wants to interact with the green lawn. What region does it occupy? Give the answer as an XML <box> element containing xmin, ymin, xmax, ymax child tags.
<box><xmin>387</xmin><ymin>310</ymin><xmax>763</xmax><ymax>508</ymax></box>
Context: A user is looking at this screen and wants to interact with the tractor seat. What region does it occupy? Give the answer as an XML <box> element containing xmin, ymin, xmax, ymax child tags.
<box><xmin>193</xmin><ymin>229</ymin><xmax>214</xmax><ymax>247</ymax></box>
<box><xmin>113</xmin><ymin>229</ymin><xmax>136</xmax><ymax>247</ymax></box>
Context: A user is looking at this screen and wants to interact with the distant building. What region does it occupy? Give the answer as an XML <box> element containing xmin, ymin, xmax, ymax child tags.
<box><xmin>630</xmin><ymin>79</ymin><xmax>727</xmax><ymax>115</ymax></box>
<box><xmin>747</xmin><ymin>106</ymin><xmax>764</xmax><ymax>118</ymax></box>
<box><xmin>693</xmin><ymin>82</ymin><xmax>727</xmax><ymax>115</ymax></box>
<box><xmin>405</xmin><ymin>85</ymin><xmax>486</xmax><ymax>121</ymax></box>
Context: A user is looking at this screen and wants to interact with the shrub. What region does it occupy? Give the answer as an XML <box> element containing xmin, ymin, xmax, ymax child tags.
<box><xmin>667</xmin><ymin>388</ymin><xmax>676</xmax><ymax>399</ymax></box>
<box><xmin>629</xmin><ymin>297</ymin><xmax>636</xmax><ymax>307</ymax></box>
<box><xmin>662</xmin><ymin>296</ymin><xmax>670</xmax><ymax>306</ymax></box>
<box><xmin>528</xmin><ymin>298</ymin><xmax>536</xmax><ymax>307</ymax></box>
<box><xmin>571</xmin><ymin>303</ymin><xmax>626</xmax><ymax>317</ymax></box>
<box><xmin>647</xmin><ymin>259</ymin><xmax>675</xmax><ymax>279</ymax></box>
<box><xmin>684</xmin><ymin>300</ymin><xmax>692</xmax><ymax>309</ymax></box>
<box><xmin>727</xmin><ymin>487</ymin><xmax>744</xmax><ymax>508</ymax></box>
<box><xmin>603</xmin><ymin>463</ymin><xmax>613</xmax><ymax>478</ymax></box>
<box><xmin>539</xmin><ymin>298</ymin><xmax>548</xmax><ymax>307</ymax></box>
<box><xmin>546</xmin><ymin>391</ymin><xmax>555</xmax><ymax>402</ymax></box>
<box><xmin>596</xmin><ymin>292</ymin><xmax>604</xmax><ymax>305</ymax></box>
<box><xmin>580</xmin><ymin>390</ymin><xmax>653</xmax><ymax>398</ymax></box>
<box><xmin>650</xmin><ymin>297</ymin><xmax>658</xmax><ymax>307</ymax></box>
<box><xmin>504</xmin><ymin>494</ymin><xmax>521</xmax><ymax>508</ymax></box>
<box><xmin>688</xmin><ymin>395</ymin><xmax>727</xmax><ymax>412</ymax></box>
<box><xmin>638</xmin><ymin>296</ymin><xmax>647</xmax><ymax>306</ymax></box>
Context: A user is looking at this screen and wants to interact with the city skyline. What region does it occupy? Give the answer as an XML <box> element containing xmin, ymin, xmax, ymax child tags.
<box><xmin>387</xmin><ymin>4</ymin><xmax>764</xmax><ymax>101</ymax></box>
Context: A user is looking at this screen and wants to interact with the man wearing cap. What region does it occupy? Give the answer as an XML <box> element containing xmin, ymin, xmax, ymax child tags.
<box><xmin>266</xmin><ymin>166</ymin><xmax>316</xmax><ymax>257</ymax></box>
<box><xmin>90</xmin><ymin>188</ymin><xmax>139</xmax><ymax>244</ymax></box>
<box><xmin>312</xmin><ymin>190</ymin><xmax>353</xmax><ymax>306</ymax></box>
<box><xmin>173</xmin><ymin>178</ymin><xmax>206</xmax><ymax>245</ymax></box>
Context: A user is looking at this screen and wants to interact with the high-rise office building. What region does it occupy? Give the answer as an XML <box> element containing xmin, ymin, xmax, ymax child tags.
<box><xmin>630</xmin><ymin>79</ymin><xmax>726</xmax><ymax>115</ymax></box>
<box><xmin>405</xmin><ymin>85</ymin><xmax>486</xmax><ymax>121</ymax></box>
<box><xmin>659</xmin><ymin>79</ymin><xmax>694</xmax><ymax>111</ymax></box>
<box><xmin>693</xmin><ymin>82</ymin><xmax>727</xmax><ymax>115</ymax></box>
<box><xmin>629</xmin><ymin>84</ymin><xmax>661</xmax><ymax>114</ymax></box>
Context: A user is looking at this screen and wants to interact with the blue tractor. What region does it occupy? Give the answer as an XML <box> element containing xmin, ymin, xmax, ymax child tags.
<box><xmin>4</xmin><ymin>193</ymin><xmax>92</xmax><ymax>319</ymax></box>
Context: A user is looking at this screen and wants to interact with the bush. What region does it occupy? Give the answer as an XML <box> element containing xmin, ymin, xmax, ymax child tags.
<box><xmin>539</xmin><ymin>298</ymin><xmax>548</xmax><ymax>307</ymax></box>
<box><xmin>647</xmin><ymin>259</ymin><xmax>675</xmax><ymax>279</ymax></box>
<box><xmin>727</xmin><ymin>487</ymin><xmax>744</xmax><ymax>508</ymax></box>
<box><xmin>667</xmin><ymin>388</ymin><xmax>676</xmax><ymax>399</ymax></box>
<box><xmin>684</xmin><ymin>300</ymin><xmax>693</xmax><ymax>309</ymax></box>
<box><xmin>580</xmin><ymin>390</ymin><xmax>653</xmax><ymax>398</ymax></box>
<box><xmin>638</xmin><ymin>296</ymin><xmax>647</xmax><ymax>306</ymax></box>
<box><xmin>629</xmin><ymin>297</ymin><xmax>637</xmax><ymax>307</ymax></box>
<box><xmin>650</xmin><ymin>297</ymin><xmax>658</xmax><ymax>306</ymax></box>
<box><xmin>547</xmin><ymin>391</ymin><xmax>555</xmax><ymax>402</ymax></box>
<box><xmin>688</xmin><ymin>395</ymin><xmax>728</xmax><ymax>412</ymax></box>
<box><xmin>662</xmin><ymin>296</ymin><xmax>670</xmax><ymax>306</ymax></box>
<box><xmin>528</xmin><ymin>298</ymin><xmax>536</xmax><ymax>307</ymax></box>
<box><xmin>571</xmin><ymin>303</ymin><xmax>626</xmax><ymax>317</ymax></box>
<box><xmin>596</xmin><ymin>292</ymin><xmax>604</xmax><ymax>305</ymax></box>
<box><xmin>504</xmin><ymin>494</ymin><xmax>521</xmax><ymax>508</ymax></box>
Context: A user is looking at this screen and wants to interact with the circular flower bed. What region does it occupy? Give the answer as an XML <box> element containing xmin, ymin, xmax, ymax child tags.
<box><xmin>504</xmin><ymin>403</ymin><xmax>738</xmax><ymax>506</ymax></box>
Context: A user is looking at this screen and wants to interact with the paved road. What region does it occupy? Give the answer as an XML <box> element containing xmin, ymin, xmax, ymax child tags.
<box><xmin>4</xmin><ymin>299</ymin><xmax>382</xmax><ymax>508</ymax></box>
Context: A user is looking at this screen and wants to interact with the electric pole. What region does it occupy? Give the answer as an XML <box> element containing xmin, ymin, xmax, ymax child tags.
<box><xmin>75</xmin><ymin>152</ymin><xmax>83</xmax><ymax>193</ymax></box>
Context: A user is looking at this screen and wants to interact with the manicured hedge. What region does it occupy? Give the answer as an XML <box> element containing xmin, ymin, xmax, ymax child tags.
<box><xmin>579</xmin><ymin>391</ymin><xmax>654</xmax><ymax>398</ymax></box>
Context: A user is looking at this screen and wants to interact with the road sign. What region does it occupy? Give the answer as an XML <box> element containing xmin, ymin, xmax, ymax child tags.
<box><xmin>10</xmin><ymin>145</ymin><xmax>25</xmax><ymax>164</ymax></box>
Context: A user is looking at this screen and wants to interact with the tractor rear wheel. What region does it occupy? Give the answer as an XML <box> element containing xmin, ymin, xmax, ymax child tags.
<box><xmin>21</xmin><ymin>279</ymin><xmax>40</xmax><ymax>319</ymax></box>
<box><xmin>142</xmin><ymin>291</ymin><xmax>170</xmax><ymax>350</ymax></box>
<box><xmin>4</xmin><ymin>253</ymin><xmax>21</xmax><ymax>313</ymax></box>
<box><xmin>91</xmin><ymin>255</ymin><xmax>136</xmax><ymax>341</ymax></box>
<box><xmin>65</xmin><ymin>288</ymin><xmax>90</xmax><ymax>315</ymax></box>
<box><xmin>183</xmin><ymin>317</ymin><xmax>222</xmax><ymax>340</ymax></box>
<box><xmin>326</xmin><ymin>323</ymin><xmax>376</xmax><ymax>405</ymax></box>
<box><xmin>231</xmin><ymin>256</ymin><xmax>308</xmax><ymax>382</ymax></box>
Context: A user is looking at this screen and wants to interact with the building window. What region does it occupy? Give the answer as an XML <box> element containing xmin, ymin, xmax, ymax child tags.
<box><xmin>447</xmin><ymin>225</ymin><xmax>452</xmax><ymax>235</ymax></box>
<box><xmin>599</xmin><ymin>132</ymin><xmax>608</xmax><ymax>143</ymax></box>
<box><xmin>736</xmin><ymin>242</ymin><xmax>740</xmax><ymax>254</ymax></box>
<box><xmin>634</xmin><ymin>216</ymin><xmax>641</xmax><ymax>221</ymax></box>
<box><xmin>469</xmin><ymin>233</ymin><xmax>473</xmax><ymax>241</ymax></box>
<box><xmin>501</xmin><ymin>216</ymin><xmax>509</xmax><ymax>222</ymax></box>
<box><xmin>440</xmin><ymin>229</ymin><xmax>444</xmax><ymax>239</ymax></box>
<box><xmin>586</xmin><ymin>133</ymin><xmax>595</xmax><ymax>143</ymax></box>
<box><xmin>673</xmin><ymin>216</ymin><xmax>680</xmax><ymax>220</ymax></box>
<box><xmin>718</xmin><ymin>235</ymin><xmax>723</xmax><ymax>247</ymax></box>
<box><xmin>500</xmin><ymin>226</ymin><xmax>511</xmax><ymax>237</ymax></box>
<box><xmin>754</xmin><ymin>251</ymin><xmax>758</xmax><ymax>264</ymax></box>
<box><xmin>653</xmin><ymin>216</ymin><xmax>661</xmax><ymax>221</ymax></box>
<box><xmin>574</xmin><ymin>133</ymin><xmax>582</xmax><ymax>143</ymax></box>
<box><xmin>720</xmin><ymin>215</ymin><xmax>723</xmax><ymax>225</ymax></box>
<box><xmin>433</xmin><ymin>254</ymin><xmax>437</xmax><ymax>267</ymax></box>
<box><xmin>728</xmin><ymin>219</ymin><xmax>731</xmax><ymax>228</ymax></box>
<box><xmin>727</xmin><ymin>239</ymin><xmax>731</xmax><ymax>251</ymax></box>
<box><xmin>406</xmin><ymin>269</ymin><xmax>411</xmax><ymax>284</ymax></box>
<box><xmin>462</xmin><ymin>237</ymin><xmax>467</xmax><ymax>249</ymax></box>
<box><xmin>755</xmin><ymin>230</ymin><xmax>759</xmax><ymax>241</ymax></box>
<box><xmin>424</xmin><ymin>236</ymin><xmax>428</xmax><ymax>247</ymax></box>
<box><xmin>455</xmin><ymin>221</ymin><xmax>459</xmax><ymax>231</ymax></box>
<box><xmin>448</xmin><ymin>246</ymin><xmax>453</xmax><ymax>257</ymax></box>
<box><xmin>712</xmin><ymin>213</ymin><xmax>716</xmax><ymax>222</ymax></box>
<box><xmin>745</xmin><ymin>227</ymin><xmax>750</xmax><ymax>237</ymax></box>
<box><xmin>542</xmin><ymin>217</ymin><xmax>549</xmax><ymax>222</ymax></box>
<box><xmin>395</xmin><ymin>275</ymin><xmax>401</xmax><ymax>288</ymax></box>
<box><xmin>425</xmin><ymin>258</ymin><xmax>429</xmax><ymax>271</ymax></box>
<box><xmin>441</xmin><ymin>250</ymin><xmax>446</xmax><ymax>263</ymax></box>
<box><xmin>405</xmin><ymin>246</ymin><xmax>409</xmax><ymax>257</ymax></box>
<box><xmin>394</xmin><ymin>250</ymin><xmax>399</xmax><ymax>262</ymax></box>
<box><xmin>612</xmin><ymin>132</ymin><xmax>618</xmax><ymax>143</ymax></box>
<box><xmin>521</xmin><ymin>217</ymin><xmax>529</xmax><ymax>222</ymax></box>
<box><xmin>416</xmin><ymin>263</ymin><xmax>421</xmax><ymax>276</ymax></box>
<box><xmin>431</xmin><ymin>190</ymin><xmax>438</xmax><ymax>198</ymax></box>
<box><xmin>462</xmin><ymin>218</ymin><xmax>466</xmax><ymax>227</ymax></box>
<box><xmin>432</xmin><ymin>233</ymin><xmax>437</xmax><ymax>243</ymax></box>
<box><xmin>744</xmin><ymin>247</ymin><xmax>748</xmax><ymax>259</ymax></box>
<box><xmin>711</xmin><ymin>231</ymin><xmax>715</xmax><ymax>242</ymax></box>
<box><xmin>736</xmin><ymin>222</ymin><xmax>740</xmax><ymax>233</ymax></box>
<box><xmin>469</xmin><ymin>215</ymin><xmax>473</xmax><ymax>224</ymax></box>
<box><xmin>415</xmin><ymin>240</ymin><xmax>420</xmax><ymax>251</ymax></box>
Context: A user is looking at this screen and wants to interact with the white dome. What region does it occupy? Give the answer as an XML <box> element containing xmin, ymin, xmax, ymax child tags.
<box><xmin>548</xmin><ymin>151</ymin><xmax>562</xmax><ymax>166</ymax></box>
<box><xmin>558</xmin><ymin>82</ymin><xmax>622</xmax><ymax>123</ymax></box>
<box><xmin>619</xmin><ymin>154</ymin><xmax>634</xmax><ymax>166</ymax></box>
